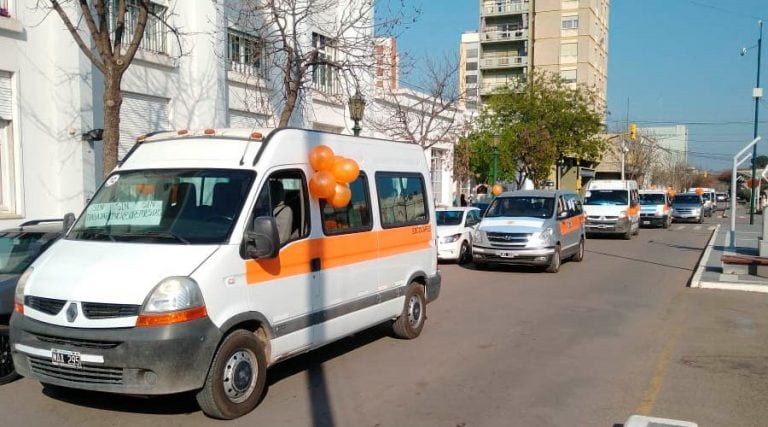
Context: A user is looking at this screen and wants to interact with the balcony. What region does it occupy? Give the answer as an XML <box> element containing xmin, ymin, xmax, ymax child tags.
<box><xmin>481</xmin><ymin>28</ymin><xmax>528</xmax><ymax>43</ymax></box>
<box><xmin>481</xmin><ymin>1</ymin><xmax>529</xmax><ymax>17</ymax></box>
<box><xmin>479</xmin><ymin>80</ymin><xmax>525</xmax><ymax>95</ymax></box>
<box><xmin>480</xmin><ymin>55</ymin><xmax>528</xmax><ymax>70</ymax></box>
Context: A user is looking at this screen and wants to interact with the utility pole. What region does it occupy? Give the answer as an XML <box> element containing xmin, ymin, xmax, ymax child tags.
<box><xmin>750</xmin><ymin>20</ymin><xmax>763</xmax><ymax>224</ymax></box>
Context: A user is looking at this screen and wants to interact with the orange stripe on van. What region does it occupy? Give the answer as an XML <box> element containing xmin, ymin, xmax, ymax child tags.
<box><xmin>627</xmin><ymin>204</ymin><xmax>640</xmax><ymax>216</ymax></box>
<box><xmin>245</xmin><ymin>225</ymin><xmax>432</xmax><ymax>284</ymax></box>
<box><xmin>559</xmin><ymin>214</ymin><xmax>584</xmax><ymax>235</ymax></box>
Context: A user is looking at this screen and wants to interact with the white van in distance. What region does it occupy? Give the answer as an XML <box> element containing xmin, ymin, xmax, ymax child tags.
<box><xmin>583</xmin><ymin>179</ymin><xmax>640</xmax><ymax>239</ymax></box>
<box><xmin>11</xmin><ymin>128</ymin><xmax>441</xmax><ymax>419</ymax></box>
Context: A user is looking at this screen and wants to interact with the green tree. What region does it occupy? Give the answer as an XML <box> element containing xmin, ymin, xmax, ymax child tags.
<box><xmin>468</xmin><ymin>72</ymin><xmax>605</xmax><ymax>187</ymax></box>
<box><xmin>755</xmin><ymin>155</ymin><xmax>768</xmax><ymax>169</ymax></box>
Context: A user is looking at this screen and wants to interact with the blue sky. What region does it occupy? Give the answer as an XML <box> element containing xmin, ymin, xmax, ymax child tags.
<box><xmin>394</xmin><ymin>0</ymin><xmax>768</xmax><ymax>170</ymax></box>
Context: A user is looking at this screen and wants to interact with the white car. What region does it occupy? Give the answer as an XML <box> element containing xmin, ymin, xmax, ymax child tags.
<box><xmin>436</xmin><ymin>207</ymin><xmax>481</xmax><ymax>263</ymax></box>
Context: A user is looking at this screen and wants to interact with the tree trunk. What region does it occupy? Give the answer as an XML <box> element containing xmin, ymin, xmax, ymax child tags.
<box><xmin>278</xmin><ymin>84</ymin><xmax>299</xmax><ymax>127</ymax></box>
<box><xmin>102</xmin><ymin>76</ymin><xmax>124</xmax><ymax>177</ymax></box>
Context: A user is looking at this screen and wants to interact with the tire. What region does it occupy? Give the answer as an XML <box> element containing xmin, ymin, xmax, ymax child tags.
<box><xmin>0</xmin><ymin>326</ymin><xmax>20</xmax><ymax>385</ymax></box>
<box><xmin>632</xmin><ymin>221</ymin><xmax>639</xmax><ymax>236</ymax></box>
<box><xmin>545</xmin><ymin>244</ymin><xmax>561</xmax><ymax>273</ymax></box>
<box><xmin>196</xmin><ymin>330</ymin><xmax>267</xmax><ymax>420</ymax></box>
<box><xmin>392</xmin><ymin>284</ymin><xmax>427</xmax><ymax>339</ymax></box>
<box><xmin>572</xmin><ymin>237</ymin><xmax>585</xmax><ymax>262</ymax></box>
<box><xmin>663</xmin><ymin>216</ymin><xmax>670</xmax><ymax>229</ymax></box>
<box><xmin>458</xmin><ymin>240</ymin><xmax>471</xmax><ymax>264</ymax></box>
<box><xmin>623</xmin><ymin>225</ymin><xmax>632</xmax><ymax>240</ymax></box>
<box><xmin>698</xmin><ymin>215</ymin><xmax>703</xmax><ymax>224</ymax></box>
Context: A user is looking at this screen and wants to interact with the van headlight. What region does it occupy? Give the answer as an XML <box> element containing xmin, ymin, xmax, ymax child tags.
<box><xmin>14</xmin><ymin>267</ymin><xmax>33</xmax><ymax>314</ymax></box>
<box><xmin>473</xmin><ymin>229</ymin><xmax>486</xmax><ymax>245</ymax></box>
<box><xmin>618</xmin><ymin>210</ymin><xmax>628</xmax><ymax>219</ymax></box>
<box><xmin>530</xmin><ymin>228</ymin><xmax>553</xmax><ymax>246</ymax></box>
<box><xmin>137</xmin><ymin>277</ymin><xmax>207</xmax><ymax>327</ymax></box>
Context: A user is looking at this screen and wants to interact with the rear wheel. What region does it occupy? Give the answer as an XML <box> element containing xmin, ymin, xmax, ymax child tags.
<box><xmin>196</xmin><ymin>330</ymin><xmax>267</xmax><ymax>420</ymax></box>
<box><xmin>392</xmin><ymin>283</ymin><xmax>427</xmax><ymax>339</ymax></box>
<box><xmin>545</xmin><ymin>245</ymin><xmax>561</xmax><ymax>273</ymax></box>
<box><xmin>0</xmin><ymin>325</ymin><xmax>20</xmax><ymax>385</ymax></box>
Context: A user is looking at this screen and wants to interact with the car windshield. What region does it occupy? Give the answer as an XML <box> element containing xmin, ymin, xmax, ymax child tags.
<box><xmin>436</xmin><ymin>210</ymin><xmax>464</xmax><ymax>226</ymax></box>
<box><xmin>640</xmin><ymin>193</ymin><xmax>665</xmax><ymax>205</ymax></box>
<box><xmin>0</xmin><ymin>232</ymin><xmax>58</xmax><ymax>274</ymax></box>
<box><xmin>485</xmin><ymin>196</ymin><xmax>554</xmax><ymax>218</ymax></box>
<box><xmin>68</xmin><ymin>169</ymin><xmax>255</xmax><ymax>245</ymax></box>
<box><xmin>673</xmin><ymin>195</ymin><xmax>701</xmax><ymax>204</ymax></box>
<box><xmin>584</xmin><ymin>190</ymin><xmax>628</xmax><ymax>206</ymax></box>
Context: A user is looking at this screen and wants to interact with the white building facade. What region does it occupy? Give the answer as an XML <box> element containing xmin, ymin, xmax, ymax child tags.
<box><xmin>0</xmin><ymin>0</ymin><xmax>377</xmax><ymax>227</ymax></box>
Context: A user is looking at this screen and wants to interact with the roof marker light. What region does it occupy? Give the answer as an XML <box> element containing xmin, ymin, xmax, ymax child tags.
<box><xmin>136</xmin><ymin>134</ymin><xmax>146</xmax><ymax>143</ymax></box>
<box><xmin>204</xmin><ymin>128</ymin><xmax>216</xmax><ymax>135</ymax></box>
<box><xmin>177</xmin><ymin>129</ymin><xmax>188</xmax><ymax>135</ymax></box>
<box><xmin>250</xmin><ymin>132</ymin><xmax>263</xmax><ymax>139</ymax></box>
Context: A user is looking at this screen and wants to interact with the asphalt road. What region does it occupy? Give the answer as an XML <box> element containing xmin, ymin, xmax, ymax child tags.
<box><xmin>2</xmin><ymin>215</ymin><xmax>766</xmax><ymax>426</ymax></box>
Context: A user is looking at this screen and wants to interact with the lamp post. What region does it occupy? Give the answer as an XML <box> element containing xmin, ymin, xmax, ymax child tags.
<box><xmin>556</xmin><ymin>156</ymin><xmax>565</xmax><ymax>189</ymax></box>
<box><xmin>348</xmin><ymin>89</ymin><xmax>366</xmax><ymax>136</ymax></box>
<box><xmin>492</xmin><ymin>134</ymin><xmax>500</xmax><ymax>184</ymax></box>
<box><xmin>744</xmin><ymin>20</ymin><xmax>763</xmax><ymax>224</ymax></box>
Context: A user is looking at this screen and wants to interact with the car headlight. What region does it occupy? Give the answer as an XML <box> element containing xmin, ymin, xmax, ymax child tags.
<box><xmin>530</xmin><ymin>228</ymin><xmax>553</xmax><ymax>246</ymax></box>
<box><xmin>14</xmin><ymin>267</ymin><xmax>33</xmax><ymax>314</ymax></box>
<box><xmin>692</xmin><ymin>208</ymin><xmax>701</xmax><ymax>214</ymax></box>
<box><xmin>137</xmin><ymin>277</ymin><xmax>207</xmax><ymax>327</ymax></box>
<box><xmin>440</xmin><ymin>233</ymin><xmax>462</xmax><ymax>244</ymax></box>
<box><xmin>618</xmin><ymin>210</ymin><xmax>628</xmax><ymax>219</ymax></box>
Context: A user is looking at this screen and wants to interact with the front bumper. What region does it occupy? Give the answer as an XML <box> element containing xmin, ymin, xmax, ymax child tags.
<box><xmin>672</xmin><ymin>211</ymin><xmax>701</xmax><ymax>222</ymax></box>
<box><xmin>10</xmin><ymin>313</ymin><xmax>221</xmax><ymax>395</ymax></box>
<box><xmin>585</xmin><ymin>219</ymin><xmax>630</xmax><ymax>234</ymax></box>
<box><xmin>640</xmin><ymin>214</ymin><xmax>667</xmax><ymax>226</ymax></box>
<box><xmin>472</xmin><ymin>245</ymin><xmax>555</xmax><ymax>266</ymax></box>
<box><xmin>437</xmin><ymin>241</ymin><xmax>462</xmax><ymax>260</ymax></box>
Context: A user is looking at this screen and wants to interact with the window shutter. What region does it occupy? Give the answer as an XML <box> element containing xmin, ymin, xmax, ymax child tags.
<box><xmin>0</xmin><ymin>72</ymin><xmax>12</xmax><ymax>121</ymax></box>
<box><xmin>119</xmin><ymin>93</ymin><xmax>170</xmax><ymax>158</ymax></box>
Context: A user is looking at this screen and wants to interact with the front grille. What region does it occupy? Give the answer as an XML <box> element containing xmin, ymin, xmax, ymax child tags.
<box><xmin>82</xmin><ymin>302</ymin><xmax>140</xmax><ymax>319</ymax></box>
<box><xmin>28</xmin><ymin>356</ymin><xmax>123</xmax><ymax>385</ymax></box>
<box><xmin>25</xmin><ymin>296</ymin><xmax>66</xmax><ymax>316</ymax></box>
<box><xmin>486</xmin><ymin>232</ymin><xmax>531</xmax><ymax>248</ymax></box>
<box><xmin>675</xmin><ymin>209</ymin><xmax>694</xmax><ymax>214</ymax></box>
<box><xmin>32</xmin><ymin>333</ymin><xmax>121</xmax><ymax>350</ymax></box>
<box><xmin>587</xmin><ymin>215</ymin><xmax>619</xmax><ymax>221</ymax></box>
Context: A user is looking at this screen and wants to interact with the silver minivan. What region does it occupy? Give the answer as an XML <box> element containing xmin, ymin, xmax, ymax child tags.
<box><xmin>471</xmin><ymin>190</ymin><xmax>585</xmax><ymax>273</ymax></box>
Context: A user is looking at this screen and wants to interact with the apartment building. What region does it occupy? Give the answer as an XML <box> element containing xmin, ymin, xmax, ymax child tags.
<box><xmin>471</xmin><ymin>0</ymin><xmax>609</xmax><ymax>111</ymax></box>
<box><xmin>459</xmin><ymin>32</ymin><xmax>480</xmax><ymax>114</ymax></box>
<box><xmin>0</xmin><ymin>0</ymin><xmax>372</xmax><ymax>226</ymax></box>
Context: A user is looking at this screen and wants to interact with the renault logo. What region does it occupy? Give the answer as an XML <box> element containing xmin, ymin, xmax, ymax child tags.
<box><xmin>66</xmin><ymin>303</ymin><xmax>78</xmax><ymax>323</ymax></box>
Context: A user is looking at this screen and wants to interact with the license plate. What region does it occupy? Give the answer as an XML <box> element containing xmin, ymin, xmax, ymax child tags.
<box><xmin>642</xmin><ymin>220</ymin><xmax>651</xmax><ymax>225</ymax></box>
<box><xmin>499</xmin><ymin>252</ymin><xmax>516</xmax><ymax>258</ymax></box>
<box><xmin>51</xmin><ymin>348</ymin><xmax>82</xmax><ymax>369</ymax></box>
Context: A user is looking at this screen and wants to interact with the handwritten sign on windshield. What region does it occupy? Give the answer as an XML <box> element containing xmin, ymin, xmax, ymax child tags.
<box><xmin>84</xmin><ymin>201</ymin><xmax>163</xmax><ymax>227</ymax></box>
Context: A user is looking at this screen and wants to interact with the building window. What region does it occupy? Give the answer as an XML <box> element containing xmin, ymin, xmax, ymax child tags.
<box><xmin>430</xmin><ymin>150</ymin><xmax>444</xmax><ymax>204</ymax></box>
<box><xmin>560</xmin><ymin>69</ymin><xmax>577</xmax><ymax>84</ymax></box>
<box><xmin>561</xmin><ymin>15</ymin><xmax>579</xmax><ymax>30</ymax></box>
<box><xmin>560</xmin><ymin>42</ymin><xmax>578</xmax><ymax>63</ymax></box>
<box><xmin>312</xmin><ymin>32</ymin><xmax>340</xmax><ymax>95</ymax></box>
<box><xmin>228</xmin><ymin>29</ymin><xmax>264</xmax><ymax>77</ymax></box>
<box><xmin>465</xmin><ymin>75</ymin><xmax>478</xmax><ymax>84</ymax></box>
<box><xmin>0</xmin><ymin>0</ymin><xmax>11</xmax><ymax>18</ymax></box>
<box><xmin>466</xmin><ymin>62</ymin><xmax>478</xmax><ymax>71</ymax></box>
<box><xmin>466</xmin><ymin>48</ymin><xmax>478</xmax><ymax>58</ymax></box>
<box><xmin>321</xmin><ymin>174</ymin><xmax>373</xmax><ymax>235</ymax></box>
<box><xmin>0</xmin><ymin>72</ymin><xmax>16</xmax><ymax>215</ymax></box>
<box><xmin>110</xmin><ymin>0</ymin><xmax>168</xmax><ymax>54</ymax></box>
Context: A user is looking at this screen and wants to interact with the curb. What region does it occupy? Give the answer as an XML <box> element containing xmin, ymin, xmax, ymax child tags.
<box><xmin>690</xmin><ymin>224</ymin><xmax>719</xmax><ymax>288</ymax></box>
<box><xmin>697</xmin><ymin>281</ymin><xmax>768</xmax><ymax>293</ymax></box>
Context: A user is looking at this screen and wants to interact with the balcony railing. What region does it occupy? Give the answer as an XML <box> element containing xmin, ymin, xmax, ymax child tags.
<box><xmin>481</xmin><ymin>1</ymin><xmax>528</xmax><ymax>16</ymax></box>
<box><xmin>479</xmin><ymin>79</ymin><xmax>525</xmax><ymax>95</ymax></box>
<box><xmin>481</xmin><ymin>28</ymin><xmax>528</xmax><ymax>43</ymax></box>
<box><xmin>480</xmin><ymin>55</ymin><xmax>528</xmax><ymax>70</ymax></box>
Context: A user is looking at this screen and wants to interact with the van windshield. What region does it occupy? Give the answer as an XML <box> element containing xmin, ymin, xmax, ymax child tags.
<box><xmin>584</xmin><ymin>190</ymin><xmax>628</xmax><ymax>206</ymax></box>
<box><xmin>639</xmin><ymin>193</ymin><xmax>665</xmax><ymax>205</ymax></box>
<box><xmin>485</xmin><ymin>197</ymin><xmax>554</xmax><ymax>218</ymax></box>
<box><xmin>68</xmin><ymin>169</ymin><xmax>255</xmax><ymax>244</ymax></box>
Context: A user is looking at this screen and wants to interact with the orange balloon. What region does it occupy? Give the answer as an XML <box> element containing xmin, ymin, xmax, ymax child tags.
<box><xmin>695</xmin><ymin>187</ymin><xmax>704</xmax><ymax>195</ymax></box>
<box><xmin>309</xmin><ymin>145</ymin><xmax>335</xmax><ymax>172</ymax></box>
<box><xmin>332</xmin><ymin>158</ymin><xmax>360</xmax><ymax>184</ymax></box>
<box><xmin>329</xmin><ymin>183</ymin><xmax>352</xmax><ymax>208</ymax></box>
<box><xmin>492</xmin><ymin>184</ymin><xmax>504</xmax><ymax>196</ymax></box>
<box><xmin>309</xmin><ymin>171</ymin><xmax>337</xmax><ymax>199</ymax></box>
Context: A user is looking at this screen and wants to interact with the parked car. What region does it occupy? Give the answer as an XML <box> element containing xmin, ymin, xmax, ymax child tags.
<box><xmin>0</xmin><ymin>218</ymin><xmax>70</xmax><ymax>385</ymax></box>
<box><xmin>671</xmin><ymin>193</ymin><xmax>706</xmax><ymax>223</ymax></box>
<box><xmin>716</xmin><ymin>192</ymin><xmax>728</xmax><ymax>203</ymax></box>
<box><xmin>472</xmin><ymin>190</ymin><xmax>585</xmax><ymax>273</ymax></box>
<box><xmin>436</xmin><ymin>207</ymin><xmax>481</xmax><ymax>263</ymax></box>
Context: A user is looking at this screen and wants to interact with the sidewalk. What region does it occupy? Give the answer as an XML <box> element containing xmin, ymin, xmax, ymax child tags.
<box><xmin>691</xmin><ymin>204</ymin><xmax>768</xmax><ymax>292</ymax></box>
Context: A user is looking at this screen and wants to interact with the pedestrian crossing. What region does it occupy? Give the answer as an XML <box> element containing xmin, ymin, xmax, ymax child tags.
<box><xmin>671</xmin><ymin>224</ymin><xmax>717</xmax><ymax>231</ymax></box>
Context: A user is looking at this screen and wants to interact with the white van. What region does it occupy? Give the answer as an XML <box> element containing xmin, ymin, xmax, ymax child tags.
<box><xmin>583</xmin><ymin>179</ymin><xmax>640</xmax><ymax>239</ymax></box>
<box><xmin>11</xmin><ymin>128</ymin><xmax>441</xmax><ymax>419</ymax></box>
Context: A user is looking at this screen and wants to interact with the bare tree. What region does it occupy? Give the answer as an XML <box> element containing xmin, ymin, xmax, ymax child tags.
<box><xmin>45</xmin><ymin>0</ymin><xmax>179</xmax><ymax>177</ymax></box>
<box><xmin>367</xmin><ymin>55</ymin><xmax>464</xmax><ymax>149</ymax></box>
<box><xmin>227</xmin><ymin>0</ymin><xmax>418</xmax><ymax>127</ymax></box>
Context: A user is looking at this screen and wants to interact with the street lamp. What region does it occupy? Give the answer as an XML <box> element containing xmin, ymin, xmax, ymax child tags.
<box><xmin>492</xmin><ymin>134</ymin><xmax>500</xmax><ymax>184</ymax></box>
<box><xmin>348</xmin><ymin>89</ymin><xmax>366</xmax><ymax>137</ymax></box>
<box><xmin>742</xmin><ymin>20</ymin><xmax>763</xmax><ymax>224</ymax></box>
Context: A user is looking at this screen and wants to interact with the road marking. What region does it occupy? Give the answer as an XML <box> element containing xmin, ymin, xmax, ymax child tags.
<box><xmin>693</xmin><ymin>225</ymin><xmax>702</xmax><ymax>231</ymax></box>
<box><xmin>635</xmin><ymin>291</ymin><xmax>687</xmax><ymax>416</ymax></box>
<box><xmin>674</xmin><ymin>225</ymin><xmax>686</xmax><ymax>231</ymax></box>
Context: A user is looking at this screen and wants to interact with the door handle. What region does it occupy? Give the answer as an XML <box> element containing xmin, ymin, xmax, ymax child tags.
<box><xmin>310</xmin><ymin>257</ymin><xmax>321</xmax><ymax>272</ymax></box>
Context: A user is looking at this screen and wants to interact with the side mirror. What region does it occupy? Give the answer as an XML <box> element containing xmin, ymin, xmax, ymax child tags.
<box><xmin>244</xmin><ymin>216</ymin><xmax>280</xmax><ymax>259</ymax></box>
<box><xmin>558</xmin><ymin>211</ymin><xmax>569</xmax><ymax>219</ymax></box>
<box><xmin>62</xmin><ymin>212</ymin><xmax>76</xmax><ymax>232</ymax></box>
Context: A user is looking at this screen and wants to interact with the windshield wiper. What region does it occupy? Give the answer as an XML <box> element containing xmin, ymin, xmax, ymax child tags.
<box><xmin>114</xmin><ymin>231</ymin><xmax>190</xmax><ymax>244</ymax></box>
<box><xmin>73</xmin><ymin>230</ymin><xmax>116</xmax><ymax>242</ymax></box>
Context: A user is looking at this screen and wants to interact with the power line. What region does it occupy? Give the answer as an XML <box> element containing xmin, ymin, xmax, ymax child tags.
<box><xmin>683</xmin><ymin>0</ymin><xmax>764</xmax><ymax>21</ymax></box>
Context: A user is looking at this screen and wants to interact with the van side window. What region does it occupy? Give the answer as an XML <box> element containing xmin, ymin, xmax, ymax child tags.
<box><xmin>321</xmin><ymin>173</ymin><xmax>373</xmax><ymax>235</ymax></box>
<box><xmin>251</xmin><ymin>170</ymin><xmax>309</xmax><ymax>245</ymax></box>
<box><xmin>376</xmin><ymin>173</ymin><xmax>429</xmax><ymax>228</ymax></box>
<box><xmin>564</xmin><ymin>194</ymin><xmax>582</xmax><ymax>217</ymax></box>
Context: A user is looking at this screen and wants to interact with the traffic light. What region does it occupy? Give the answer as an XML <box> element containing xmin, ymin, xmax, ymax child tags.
<box><xmin>629</xmin><ymin>123</ymin><xmax>637</xmax><ymax>141</ymax></box>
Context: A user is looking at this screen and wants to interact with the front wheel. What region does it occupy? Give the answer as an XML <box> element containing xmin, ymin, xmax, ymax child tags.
<box><xmin>196</xmin><ymin>330</ymin><xmax>267</xmax><ymax>420</ymax></box>
<box><xmin>458</xmin><ymin>240</ymin><xmax>471</xmax><ymax>264</ymax></box>
<box><xmin>392</xmin><ymin>284</ymin><xmax>427</xmax><ymax>339</ymax></box>
<box><xmin>545</xmin><ymin>245</ymin><xmax>561</xmax><ymax>273</ymax></box>
<box><xmin>0</xmin><ymin>326</ymin><xmax>20</xmax><ymax>385</ymax></box>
